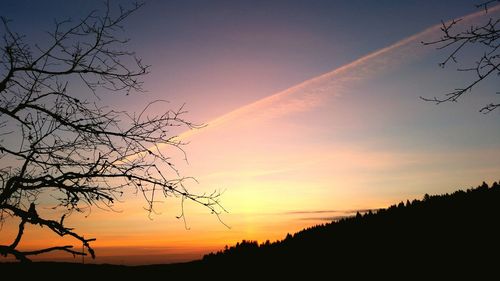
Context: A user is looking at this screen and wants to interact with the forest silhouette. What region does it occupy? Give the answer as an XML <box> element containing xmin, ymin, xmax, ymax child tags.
<box><xmin>201</xmin><ymin>181</ymin><xmax>500</xmax><ymax>277</ymax></box>
<box><xmin>1</xmin><ymin>181</ymin><xmax>499</xmax><ymax>278</ymax></box>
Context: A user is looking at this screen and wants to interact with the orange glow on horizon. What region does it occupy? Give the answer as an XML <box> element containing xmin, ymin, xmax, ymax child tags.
<box><xmin>2</xmin><ymin>4</ymin><xmax>500</xmax><ymax>266</ymax></box>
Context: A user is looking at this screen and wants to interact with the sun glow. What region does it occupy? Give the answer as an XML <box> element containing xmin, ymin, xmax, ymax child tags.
<box><xmin>2</xmin><ymin>2</ymin><xmax>500</xmax><ymax>265</ymax></box>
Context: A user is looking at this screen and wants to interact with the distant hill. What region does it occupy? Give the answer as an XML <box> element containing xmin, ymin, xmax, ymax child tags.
<box><xmin>202</xmin><ymin>181</ymin><xmax>500</xmax><ymax>277</ymax></box>
<box><xmin>2</xmin><ymin>181</ymin><xmax>499</xmax><ymax>278</ymax></box>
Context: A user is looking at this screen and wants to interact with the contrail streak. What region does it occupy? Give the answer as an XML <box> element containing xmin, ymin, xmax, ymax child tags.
<box><xmin>175</xmin><ymin>5</ymin><xmax>499</xmax><ymax>141</ymax></box>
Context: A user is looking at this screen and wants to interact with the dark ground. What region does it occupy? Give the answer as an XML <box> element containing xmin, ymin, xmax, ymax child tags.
<box><xmin>2</xmin><ymin>181</ymin><xmax>499</xmax><ymax>278</ymax></box>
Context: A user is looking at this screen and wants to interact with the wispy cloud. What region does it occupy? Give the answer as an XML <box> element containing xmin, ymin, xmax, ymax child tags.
<box><xmin>177</xmin><ymin>5</ymin><xmax>499</xmax><ymax>142</ymax></box>
<box><xmin>285</xmin><ymin>208</ymin><xmax>377</xmax><ymax>215</ymax></box>
<box><xmin>286</xmin><ymin>210</ymin><xmax>347</xmax><ymax>214</ymax></box>
<box><xmin>287</xmin><ymin>208</ymin><xmax>379</xmax><ymax>222</ymax></box>
<box><xmin>298</xmin><ymin>216</ymin><xmax>350</xmax><ymax>221</ymax></box>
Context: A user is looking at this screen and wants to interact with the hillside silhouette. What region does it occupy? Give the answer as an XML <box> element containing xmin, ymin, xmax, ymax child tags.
<box><xmin>1</xmin><ymin>181</ymin><xmax>499</xmax><ymax>278</ymax></box>
<box><xmin>202</xmin><ymin>181</ymin><xmax>500</xmax><ymax>277</ymax></box>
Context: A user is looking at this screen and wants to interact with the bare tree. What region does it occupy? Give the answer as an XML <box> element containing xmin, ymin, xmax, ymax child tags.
<box><xmin>421</xmin><ymin>0</ymin><xmax>500</xmax><ymax>113</ymax></box>
<box><xmin>0</xmin><ymin>2</ymin><xmax>225</xmax><ymax>262</ymax></box>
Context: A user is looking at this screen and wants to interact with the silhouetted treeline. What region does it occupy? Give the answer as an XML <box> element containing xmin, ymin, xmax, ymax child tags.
<box><xmin>202</xmin><ymin>181</ymin><xmax>500</xmax><ymax>277</ymax></box>
<box><xmin>2</xmin><ymin>182</ymin><xmax>499</xmax><ymax>278</ymax></box>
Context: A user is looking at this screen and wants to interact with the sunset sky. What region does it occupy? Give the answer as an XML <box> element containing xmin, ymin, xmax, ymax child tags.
<box><xmin>1</xmin><ymin>0</ymin><xmax>500</xmax><ymax>264</ymax></box>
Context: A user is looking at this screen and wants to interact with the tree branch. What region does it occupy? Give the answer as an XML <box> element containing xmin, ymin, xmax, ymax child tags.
<box><xmin>421</xmin><ymin>4</ymin><xmax>500</xmax><ymax>112</ymax></box>
<box><xmin>0</xmin><ymin>0</ymin><xmax>226</xmax><ymax>263</ymax></box>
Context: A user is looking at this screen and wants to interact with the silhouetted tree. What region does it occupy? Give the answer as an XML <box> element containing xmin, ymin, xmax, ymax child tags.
<box><xmin>0</xmin><ymin>2</ymin><xmax>225</xmax><ymax>262</ymax></box>
<box><xmin>422</xmin><ymin>0</ymin><xmax>500</xmax><ymax>113</ymax></box>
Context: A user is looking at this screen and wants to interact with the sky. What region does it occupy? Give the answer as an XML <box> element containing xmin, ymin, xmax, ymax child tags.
<box><xmin>1</xmin><ymin>0</ymin><xmax>500</xmax><ymax>264</ymax></box>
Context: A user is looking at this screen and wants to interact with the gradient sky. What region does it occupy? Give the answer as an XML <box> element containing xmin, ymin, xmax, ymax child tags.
<box><xmin>1</xmin><ymin>0</ymin><xmax>500</xmax><ymax>264</ymax></box>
